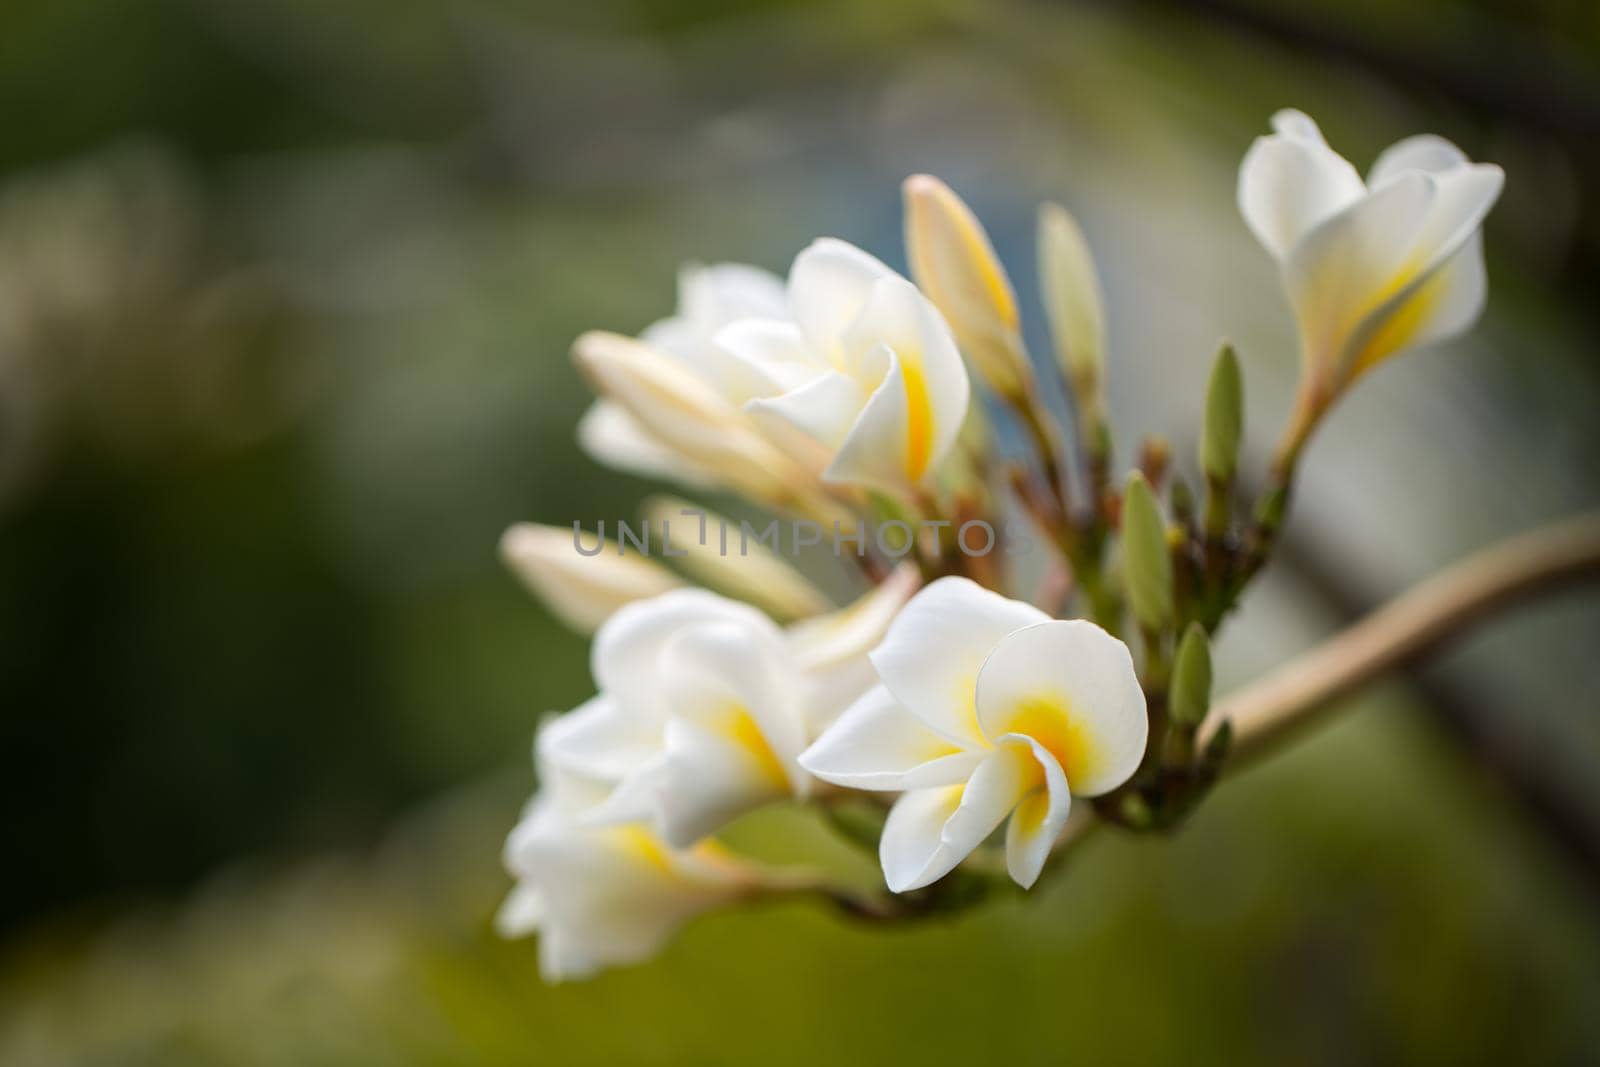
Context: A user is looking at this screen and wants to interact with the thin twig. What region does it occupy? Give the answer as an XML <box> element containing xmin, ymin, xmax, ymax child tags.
<box><xmin>1202</xmin><ymin>511</ymin><xmax>1600</xmax><ymax>767</ymax></box>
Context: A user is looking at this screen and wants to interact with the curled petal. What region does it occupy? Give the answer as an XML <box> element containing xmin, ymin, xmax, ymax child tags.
<box><xmin>746</xmin><ymin>369</ymin><xmax>866</xmax><ymax>451</ymax></box>
<box><xmin>1000</xmin><ymin>736</ymin><xmax>1072</xmax><ymax>889</ymax></box>
<box><xmin>715</xmin><ymin>319</ymin><xmax>823</xmax><ymax>396</ymax></box>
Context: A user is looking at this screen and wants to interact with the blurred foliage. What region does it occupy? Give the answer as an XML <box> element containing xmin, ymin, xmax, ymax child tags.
<box><xmin>0</xmin><ymin>0</ymin><xmax>1597</xmax><ymax>1063</ymax></box>
<box><xmin>4</xmin><ymin>703</ymin><xmax>1599</xmax><ymax>1065</ymax></box>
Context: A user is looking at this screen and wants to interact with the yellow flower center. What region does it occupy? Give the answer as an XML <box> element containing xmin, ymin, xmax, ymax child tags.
<box><xmin>1002</xmin><ymin>693</ymin><xmax>1100</xmax><ymax>786</ymax></box>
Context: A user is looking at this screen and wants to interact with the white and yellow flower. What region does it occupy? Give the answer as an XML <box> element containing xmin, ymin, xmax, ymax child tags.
<box><xmin>542</xmin><ymin>589</ymin><xmax>809</xmax><ymax>847</ymax></box>
<box><xmin>718</xmin><ymin>238</ymin><xmax>971</xmax><ymax>495</ymax></box>
<box><xmin>499</xmin><ymin>726</ymin><xmax>756</xmax><ymax>982</ymax></box>
<box><xmin>1239</xmin><ymin>109</ymin><xmax>1503</xmax><ymax>393</ymax></box>
<box><xmin>500</xmin><ymin>522</ymin><xmax>684</xmax><ymax>634</ymax></box>
<box><xmin>540</xmin><ymin>574</ymin><xmax>918</xmax><ymax>848</ymax></box>
<box><xmin>800</xmin><ymin>578</ymin><xmax>1147</xmax><ymax>892</ymax></box>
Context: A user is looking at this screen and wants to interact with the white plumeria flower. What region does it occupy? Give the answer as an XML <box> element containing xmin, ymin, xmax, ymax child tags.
<box><xmin>500</xmin><ymin>522</ymin><xmax>684</xmax><ymax>634</ymax></box>
<box><xmin>800</xmin><ymin>578</ymin><xmax>1147</xmax><ymax>892</ymax></box>
<box><xmin>1239</xmin><ymin>109</ymin><xmax>1504</xmax><ymax>390</ymax></box>
<box><xmin>499</xmin><ymin>726</ymin><xmax>755</xmax><ymax>982</ymax></box>
<box><xmin>718</xmin><ymin>238</ymin><xmax>971</xmax><ymax>494</ymax></box>
<box><xmin>576</xmin><ymin>262</ymin><xmax>805</xmax><ymax>489</ymax></box>
<box><xmin>543</xmin><ymin>589</ymin><xmax>810</xmax><ymax>846</ymax></box>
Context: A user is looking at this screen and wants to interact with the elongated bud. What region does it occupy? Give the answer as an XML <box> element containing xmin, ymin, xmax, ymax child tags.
<box><xmin>1169</xmin><ymin>623</ymin><xmax>1213</xmax><ymax>727</ymax></box>
<box><xmin>1201</xmin><ymin>343</ymin><xmax>1243</xmax><ymax>484</ymax></box>
<box><xmin>1038</xmin><ymin>202</ymin><xmax>1106</xmax><ymax>409</ymax></box>
<box><xmin>1121</xmin><ymin>472</ymin><xmax>1174</xmax><ymax>632</ymax></box>
<box><xmin>642</xmin><ymin>496</ymin><xmax>831</xmax><ymax>621</ymax></box>
<box><xmin>903</xmin><ymin>175</ymin><xmax>1031</xmax><ymax>399</ymax></box>
<box><xmin>500</xmin><ymin>522</ymin><xmax>684</xmax><ymax>633</ymax></box>
<box><xmin>572</xmin><ymin>330</ymin><xmax>800</xmax><ymax>500</ymax></box>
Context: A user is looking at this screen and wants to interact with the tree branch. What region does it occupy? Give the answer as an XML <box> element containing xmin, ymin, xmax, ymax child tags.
<box><xmin>1201</xmin><ymin>512</ymin><xmax>1600</xmax><ymax>768</ymax></box>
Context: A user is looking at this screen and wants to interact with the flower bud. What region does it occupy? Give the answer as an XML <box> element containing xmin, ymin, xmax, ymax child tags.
<box><xmin>1121</xmin><ymin>472</ymin><xmax>1174</xmax><ymax>632</ymax></box>
<box><xmin>500</xmin><ymin>522</ymin><xmax>684</xmax><ymax>633</ymax></box>
<box><xmin>572</xmin><ymin>330</ymin><xmax>801</xmax><ymax>500</ymax></box>
<box><xmin>1201</xmin><ymin>343</ymin><xmax>1243</xmax><ymax>485</ymax></box>
<box><xmin>903</xmin><ymin>174</ymin><xmax>1031</xmax><ymax>399</ymax></box>
<box><xmin>642</xmin><ymin>496</ymin><xmax>831</xmax><ymax>621</ymax></box>
<box><xmin>1038</xmin><ymin>202</ymin><xmax>1106</xmax><ymax>410</ymax></box>
<box><xmin>1169</xmin><ymin>623</ymin><xmax>1213</xmax><ymax>727</ymax></box>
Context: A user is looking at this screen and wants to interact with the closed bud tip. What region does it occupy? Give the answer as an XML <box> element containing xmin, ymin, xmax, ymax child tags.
<box><xmin>904</xmin><ymin>174</ymin><xmax>1030</xmax><ymax>398</ymax></box>
<box><xmin>1121</xmin><ymin>472</ymin><xmax>1175</xmax><ymax>632</ymax></box>
<box><xmin>1038</xmin><ymin>201</ymin><xmax>1107</xmax><ymax>408</ymax></box>
<box><xmin>1201</xmin><ymin>342</ymin><xmax>1243</xmax><ymax>485</ymax></box>
<box><xmin>1169</xmin><ymin>622</ymin><xmax>1213</xmax><ymax>727</ymax></box>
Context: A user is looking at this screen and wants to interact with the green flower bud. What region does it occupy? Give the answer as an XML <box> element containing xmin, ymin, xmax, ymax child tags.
<box><xmin>1121</xmin><ymin>472</ymin><xmax>1174</xmax><ymax>632</ymax></box>
<box><xmin>1038</xmin><ymin>202</ymin><xmax>1106</xmax><ymax>407</ymax></box>
<box><xmin>1201</xmin><ymin>343</ymin><xmax>1243</xmax><ymax>484</ymax></box>
<box><xmin>1169</xmin><ymin>623</ymin><xmax>1213</xmax><ymax>727</ymax></box>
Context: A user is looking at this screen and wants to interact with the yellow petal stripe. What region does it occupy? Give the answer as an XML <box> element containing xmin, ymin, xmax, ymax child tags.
<box><xmin>902</xmin><ymin>357</ymin><xmax>933</xmax><ymax>482</ymax></box>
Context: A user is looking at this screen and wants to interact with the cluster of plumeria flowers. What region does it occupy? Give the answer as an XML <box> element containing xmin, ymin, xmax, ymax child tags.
<box><xmin>497</xmin><ymin>110</ymin><xmax>1503</xmax><ymax>981</ymax></box>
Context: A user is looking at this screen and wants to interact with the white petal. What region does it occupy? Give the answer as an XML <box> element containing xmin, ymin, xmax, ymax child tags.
<box><xmin>659</xmin><ymin>620</ymin><xmax>807</xmax><ymax>785</ymax></box>
<box><xmin>746</xmin><ymin>369</ymin><xmax>866</xmax><ymax>451</ymax></box>
<box><xmin>787</xmin><ymin>238</ymin><xmax>894</xmax><ymax>351</ymax></box>
<box><xmin>1368</xmin><ymin>133</ymin><xmax>1469</xmax><ymax>186</ymax></box>
<box><xmin>879</xmin><ymin>742</ymin><xmax>1035</xmax><ymax>893</ymax></box>
<box><xmin>870</xmin><ymin>577</ymin><xmax>1049</xmax><ymax>747</ymax></box>
<box><xmin>799</xmin><ymin>684</ymin><xmax>983</xmax><ymax>791</ymax></box>
<box><xmin>515</xmin><ymin>823</ymin><xmax>746</xmax><ymax>981</ymax></box>
<box><xmin>591</xmin><ymin>589</ymin><xmax>772</xmax><ymax>722</ymax></box>
<box><xmin>1001</xmin><ymin>737</ymin><xmax>1072</xmax><ymax>889</ymax></box>
<box><xmin>1238</xmin><ymin>109</ymin><xmax>1366</xmax><ymax>262</ymax></box>
<box><xmin>654</xmin><ymin>717</ymin><xmax>792</xmax><ymax>846</ymax></box>
<box><xmin>576</xmin><ymin>401</ymin><xmax>717</xmax><ymax>489</ymax></box>
<box><xmin>878</xmin><ymin>785</ymin><xmax>964</xmax><ymax>893</ymax></box>
<box><xmin>540</xmin><ymin>695</ymin><xmax>659</xmax><ymax>783</ymax></box>
<box><xmin>715</xmin><ymin>318</ymin><xmax>823</xmax><ymax>395</ymax></box>
<box><xmin>974</xmin><ymin>620</ymin><xmax>1147</xmax><ymax>796</ymax></box>
<box><xmin>495</xmin><ymin>884</ymin><xmax>545</xmax><ymax>938</ymax></box>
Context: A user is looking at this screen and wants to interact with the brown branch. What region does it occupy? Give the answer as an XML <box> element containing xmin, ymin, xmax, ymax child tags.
<box><xmin>1201</xmin><ymin>512</ymin><xmax>1600</xmax><ymax>767</ymax></box>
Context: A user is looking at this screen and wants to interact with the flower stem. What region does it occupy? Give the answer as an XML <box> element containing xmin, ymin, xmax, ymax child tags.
<box><xmin>1203</xmin><ymin>511</ymin><xmax>1600</xmax><ymax>767</ymax></box>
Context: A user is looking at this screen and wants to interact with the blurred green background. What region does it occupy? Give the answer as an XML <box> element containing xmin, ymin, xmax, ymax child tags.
<box><xmin>1</xmin><ymin>0</ymin><xmax>1599</xmax><ymax>1063</ymax></box>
